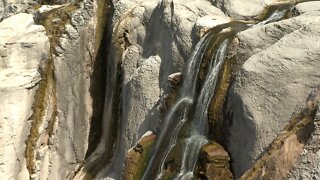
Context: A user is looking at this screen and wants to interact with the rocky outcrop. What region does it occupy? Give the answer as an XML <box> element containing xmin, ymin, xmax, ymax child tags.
<box><xmin>1</xmin><ymin>0</ymin><xmax>109</xmax><ymax>178</ymax></box>
<box><xmin>219</xmin><ymin>0</ymin><xmax>307</xmax><ymax>19</ymax></box>
<box><xmin>0</xmin><ymin>0</ymin><xmax>31</xmax><ymax>21</ymax></box>
<box><xmin>226</xmin><ymin>6</ymin><xmax>320</xmax><ymax>178</ymax></box>
<box><xmin>123</xmin><ymin>131</ymin><xmax>156</xmax><ymax>180</ymax></box>
<box><xmin>1</xmin><ymin>0</ymin><xmax>320</xmax><ymax>179</ymax></box>
<box><xmin>87</xmin><ymin>0</ymin><xmax>229</xmax><ymax>178</ymax></box>
<box><xmin>295</xmin><ymin>1</ymin><xmax>320</xmax><ymax>14</ymax></box>
<box><xmin>0</xmin><ymin>13</ymin><xmax>49</xmax><ymax>179</ymax></box>
<box><xmin>288</xmin><ymin>108</ymin><xmax>320</xmax><ymax>179</ymax></box>
<box><xmin>195</xmin><ymin>142</ymin><xmax>233</xmax><ymax>180</ymax></box>
<box><xmin>240</xmin><ymin>86</ymin><xmax>319</xmax><ymax>179</ymax></box>
<box><xmin>28</xmin><ymin>0</ymin><xmax>108</xmax><ymax>179</ymax></box>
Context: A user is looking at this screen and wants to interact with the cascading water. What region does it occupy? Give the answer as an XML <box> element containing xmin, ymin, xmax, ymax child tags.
<box><xmin>142</xmin><ymin>30</ymin><xmax>217</xmax><ymax>180</ymax></box>
<box><xmin>142</xmin><ymin>7</ymin><xmax>288</xmax><ymax>177</ymax></box>
<box><xmin>176</xmin><ymin>39</ymin><xmax>229</xmax><ymax>179</ymax></box>
<box><xmin>142</xmin><ymin>24</ymin><xmax>233</xmax><ymax>179</ymax></box>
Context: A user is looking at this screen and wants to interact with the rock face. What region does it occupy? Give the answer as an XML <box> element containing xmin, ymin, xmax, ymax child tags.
<box><xmin>226</xmin><ymin>6</ymin><xmax>320</xmax><ymax>178</ymax></box>
<box><xmin>90</xmin><ymin>0</ymin><xmax>228</xmax><ymax>178</ymax></box>
<box><xmin>1</xmin><ymin>0</ymin><xmax>106</xmax><ymax>179</ymax></box>
<box><xmin>288</xmin><ymin>114</ymin><xmax>320</xmax><ymax>179</ymax></box>
<box><xmin>0</xmin><ymin>13</ymin><xmax>49</xmax><ymax>179</ymax></box>
<box><xmin>240</xmin><ymin>87</ymin><xmax>319</xmax><ymax>179</ymax></box>
<box><xmin>1</xmin><ymin>0</ymin><xmax>320</xmax><ymax>179</ymax></box>
<box><xmin>288</xmin><ymin>109</ymin><xmax>320</xmax><ymax>179</ymax></box>
<box><xmin>28</xmin><ymin>0</ymin><xmax>105</xmax><ymax>179</ymax></box>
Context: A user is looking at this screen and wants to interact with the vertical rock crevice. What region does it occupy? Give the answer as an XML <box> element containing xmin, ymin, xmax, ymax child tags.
<box><xmin>24</xmin><ymin>4</ymin><xmax>77</xmax><ymax>178</ymax></box>
<box><xmin>85</xmin><ymin>0</ymin><xmax>113</xmax><ymax>159</ymax></box>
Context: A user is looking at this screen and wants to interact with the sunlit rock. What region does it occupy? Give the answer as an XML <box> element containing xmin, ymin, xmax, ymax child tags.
<box><xmin>0</xmin><ymin>13</ymin><xmax>49</xmax><ymax>179</ymax></box>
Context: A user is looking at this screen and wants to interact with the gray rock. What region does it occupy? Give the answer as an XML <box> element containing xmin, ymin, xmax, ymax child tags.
<box><xmin>0</xmin><ymin>0</ymin><xmax>31</xmax><ymax>21</ymax></box>
<box><xmin>288</xmin><ymin>109</ymin><xmax>320</xmax><ymax>179</ymax></box>
<box><xmin>0</xmin><ymin>13</ymin><xmax>49</xmax><ymax>179</ymax></box>
<box><xmin>92</xmin><ymin>0</ymin><xmax>228</xmax><ymax>178</ymax></box>
<box><xmin>220</xmin><ymin>0</ymin><xmax>278</xmax><ymax>19</ymax></box>
<box><xmin>226</xmin><ymin>11</ymin><xmax>320</xmax><ymax>178</ymax></box>
<box><xmin>33</xmin><ymin>0</ymin><xmax>98</xmax><ymax>179</ymax></box>
<box><xmin>295</xmin><ymin>1</ymin><xmax>320</xmax><ymax>15</ymax></box>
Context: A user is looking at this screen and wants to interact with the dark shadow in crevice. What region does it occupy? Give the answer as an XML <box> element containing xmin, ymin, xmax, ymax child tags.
<box><xmin>85</xmin><ymin>0</ymin><xmax>113</xmax><ymax>159</ymax></box>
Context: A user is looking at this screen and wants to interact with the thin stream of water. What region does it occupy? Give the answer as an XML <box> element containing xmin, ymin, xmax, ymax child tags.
<box><xmin>176</xmin><ymin>39</ymin><xmax>229</xmax><ymax>179</ymax></box>
<box><xmin>142</xmin><ymin>31</ymin><xmax>216</xmax><ymax>180</ymax></box>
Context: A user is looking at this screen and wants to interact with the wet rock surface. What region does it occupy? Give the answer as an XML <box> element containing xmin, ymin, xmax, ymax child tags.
<box><xmin>1</xmin><ymin>0</ymin><xmax>320</xmax><ymax>179</ymax></box>
<box><xmin>196</xmin><ymin>142</ymin><xmax>233</xmax><ymax>180</ymax></box>
<box><xmin>123</xmin><ymin>131</ymin><xmax>156</xmax><ymax>180</ymax></box>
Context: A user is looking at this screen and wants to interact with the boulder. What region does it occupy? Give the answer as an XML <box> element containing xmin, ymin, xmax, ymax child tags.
<box><xmin>295</xmin><ymin>1</ymin><xmax>320</xmax><ymax>14</ymax></box>
<box><xmin>196</xmin><ymin>142</ymin><xmax>233</xmax><ymax>180</ymax></box>
<box><xmin>123</xmin><ymin>131</ymin><xmax>157</xmax><ymax>180</ymax></box>
<box><xmin>168</xmin><ymin>72</ymin><xmax>182</xmax><ymax>87</ymax></box>
<box><xmin>221</xmin><ymin>0</ymin><xmax>278</xmax><ymax>19</ymax></box>
<box><xmin>240</xmin><ymin>87</ymin><xmax>319</xmax><ymax>179</ymax></box>
<box><xmin>226</xmin><ymin>11</ymin><xmax>320</xmax><ymax>178</ymax></box>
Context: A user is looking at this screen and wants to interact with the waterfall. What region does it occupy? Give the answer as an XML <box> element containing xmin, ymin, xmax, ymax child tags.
<box><xmin>140</xmin><ymin>3</ymin><xmax>291</xmax><ymax>180</ymax></box>
<box><xmin>142</xmin><ymin>30</ymin><xmax>218</xmax><ymax>180</ymax></box>
<box><xmin>175</xmin><ymin>39</ymin><xmax>229</xmax><ymax>179</ymax></box>
<box><xmin>141</xmin><ymin>23</ymin><xmax>232</xmax><ymax>179</ymax></box>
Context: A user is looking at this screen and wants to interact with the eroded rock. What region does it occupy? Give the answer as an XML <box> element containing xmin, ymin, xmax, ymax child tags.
<box><xmin>196</xmin><ymin>142</ymin><xmax>233</xmax><ymax>180</ymax></box>
<box><xmin>226</xmin><ymin>11</ymin><xmax>320</xmax><ymax>178</ymax></box>
<box><xmin>0</xmin><ymin>13</ymin><xmax>49</xmax><ymax>179</ymax></box>
<box><xmin>123</xmin><ymin>131</ymin><xmax>157</xmax><ymax>180</ymax></box>
<box><xmin>240</xmin><ymin>86</ymin><xmax>320</xmax><ymax>179</ymax></box>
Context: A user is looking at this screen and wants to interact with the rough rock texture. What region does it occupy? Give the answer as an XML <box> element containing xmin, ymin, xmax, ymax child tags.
<box><xmin>240</xmin><ymin>87</ymin><xmax>319</xmax><ymax>179</ymax></box>
<box><xmin>222</xmin><ymin>0</ymin><xmax>278</xmax><ymax>18</ymax></box>
<box><xmin>288</xmin><ymin>110</ymin><xmax>320</xmax><ymax>179</ymax></box>
<box><xmin>123</xmin><ymin>131</ymin><xmax>156</xmax><ymax>180</ymax></box>
<box><xmin>295</xmin><ymin>1</ymin><xmax>320</xmax><ymax>14</ymax></box>
<box><xmin>226</xmin><ymin>8</ymin><xmax>320</xmax><ymax>178</ymax></box>
<box><xmin>0</xmin><ymin>0</ymin><xmax>106</xmax><ymax>179</ymax></box>
<box><xmin>196</xmin><ymin>142</ymin><xmax>233</xmax><ymax>180</ymax></box>
<box><xmin>29</xmin><ymin>0</ymin><xmax>104</xmax><ymax>179</ymax></box>
<box><xmin>0</xmin><ymin>0</ymin><xmax>32</xmax><ymax>21</ymax></box>
<box><xmin>0</xmin><ymin>13</ymin><xmax>49</xmax><ymax>179</ymax></box>
<box><xmin>91</xmin><ymin>1</ymin><xmax>228</xmax><ymax>178</ymax></box>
